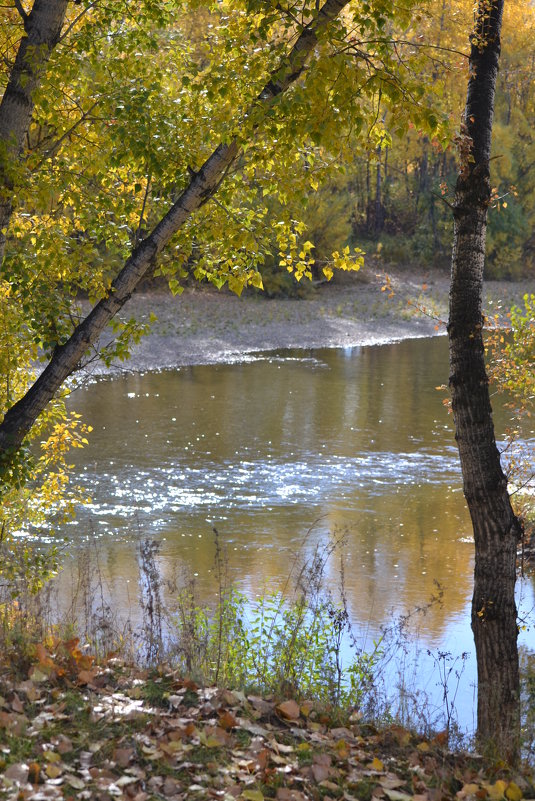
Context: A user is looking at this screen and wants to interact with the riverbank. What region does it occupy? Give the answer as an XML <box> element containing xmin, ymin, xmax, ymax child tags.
<box><xmin>90</xmin><ymin>267</ymin><xmax>532</xmax><ymax>376</ymax></box>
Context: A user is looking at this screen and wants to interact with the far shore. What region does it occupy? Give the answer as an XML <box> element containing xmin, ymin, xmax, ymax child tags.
<box><xmin>86</xmin><ymin>266</ymin><xmax>532</xmax><ymax>376</ymax></box>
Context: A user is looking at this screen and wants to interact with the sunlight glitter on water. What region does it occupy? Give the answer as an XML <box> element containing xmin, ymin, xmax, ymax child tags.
<box><xmin>49</xmin><ymin>338</ymin><xmax>535</xmax><ymax>734</ymax></box>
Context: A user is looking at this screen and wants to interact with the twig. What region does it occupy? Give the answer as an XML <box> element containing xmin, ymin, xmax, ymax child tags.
<box><xmin>33</xmin><ymin>100</ymin><xmax>99</xmax><ymax>170</ymax></box>
<box><xmin>431</xmin><ymin>190</ymin><xmax>455</xmax><ymax>210</ymax></box>
<box><xmin>58</xmin><ymin>0</ymin><xmax>99</xmax><ymax>43</ymax></box>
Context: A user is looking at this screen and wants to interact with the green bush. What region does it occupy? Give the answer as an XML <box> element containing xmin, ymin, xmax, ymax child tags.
<box><xmin>168</xmin><ymin>540</ymin><xmax>381</xmax><ymax>709</ymax></box>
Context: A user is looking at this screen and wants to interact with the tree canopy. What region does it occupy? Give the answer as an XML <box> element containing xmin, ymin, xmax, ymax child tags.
<box><xmin>0</xmin><ymin>0</ymin><xmax>454</xmax><ymax>473</ymax></box>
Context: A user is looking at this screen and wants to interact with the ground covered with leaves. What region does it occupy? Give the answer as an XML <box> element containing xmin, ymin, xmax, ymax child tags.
<box><xmin>1</xmin><ymin>643</ymin><xmax>534</xmax><ymax>801</ymax></box>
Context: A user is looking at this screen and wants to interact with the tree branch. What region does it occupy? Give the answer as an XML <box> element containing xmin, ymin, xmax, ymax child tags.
<box><xmin>13</xmin><ymin>0</ymin><xmax>28</xmax><ymax>24</ymax></box>
<box><xmin>32</xmin><ymin>99</ymin><xmax>99</xmax><ymax>169</ymax></box>
<box><xmin>58</xmin><ymin>0</ymin><xmax>99</xmax><ymax>43</ymax></box>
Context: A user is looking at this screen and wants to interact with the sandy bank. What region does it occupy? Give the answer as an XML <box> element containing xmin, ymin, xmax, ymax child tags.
<box><xmin>88</xmin><ymin>268</ymin><xmax>531</xmax><ymax>376</ymax></box>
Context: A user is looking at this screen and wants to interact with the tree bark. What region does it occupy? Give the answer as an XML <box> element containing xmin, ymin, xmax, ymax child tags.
<box><xmin>374</xmin><ymin>146</ymin><xmax>383</xmax><ymax>234</ymax></box>
<box><xmin>0</xmin><ymin>0</ymin><xmax>69</xmax><ymax>264</ymax></box>
<box><xmin>448</xmin><ymin>0</ymin><xmax>521</xmax><ymax>762</ymax></box>
<box><xmin>0</xmin><ymin>0</ymin><xmax>350</xmax><ymax>462</ymax></box>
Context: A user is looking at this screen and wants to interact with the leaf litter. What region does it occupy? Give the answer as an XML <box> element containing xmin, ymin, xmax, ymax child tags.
<box><xmin>0</xmin><ymin>650</ymin><xmax>534</xmax><ymax>801</ymax></box>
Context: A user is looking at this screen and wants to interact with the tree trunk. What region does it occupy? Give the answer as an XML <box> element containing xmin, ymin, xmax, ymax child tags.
<box><xmin>0</xmin><ymin>0</ymin><xmax>350</xmax><ymax>464</ymax></box>
<box><xmin>448</xmin><ymin>0</ymin><xmax>521</xmax><ymax>762</ymax></box>
<box><xmin>0</xmin><ymin>0</ymin><xmax>69</xmax><ymax>264</ymax></box>
<box><xmin>374</xmin><ymin>146</ymin><xmax>383</xmax><ymax>234</ymax></box>
<box><xmin>366</xmin><ymin>154</ymin><xmax>372</xmax><ymax>233</ymax></box>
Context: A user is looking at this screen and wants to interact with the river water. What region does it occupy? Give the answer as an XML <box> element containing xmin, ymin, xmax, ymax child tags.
<box><xmin>61</xmin><ymin>336</ymin><xmax>535</xmax><ymax>731</ymax></box>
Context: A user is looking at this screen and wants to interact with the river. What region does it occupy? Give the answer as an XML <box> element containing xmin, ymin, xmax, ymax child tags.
<box><xmin>59</xmin><ymin>336</ymin><xmax>535</xmax><ymax>732</ymax></box>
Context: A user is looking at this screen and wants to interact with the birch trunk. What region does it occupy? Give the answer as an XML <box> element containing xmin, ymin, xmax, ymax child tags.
<box><xmin>0</xmin><ymin>0</ymin><xmax>69</xmax><ymax>264</ymax></box>
<box><xmin>0</xmin><ymin>0</ymin><xmax>349</xmax><ymax>461</ymax></box>
<box><xmin>448</xmin><ymin>0</ymin><xmax>521</xmax><ymax>761</ymax></box>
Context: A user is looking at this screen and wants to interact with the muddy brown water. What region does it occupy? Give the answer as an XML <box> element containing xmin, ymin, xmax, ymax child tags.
<box><xmin>59</xmin><ymin>336</ymin><xmax>534</xmax><ymax>730</ymax></box>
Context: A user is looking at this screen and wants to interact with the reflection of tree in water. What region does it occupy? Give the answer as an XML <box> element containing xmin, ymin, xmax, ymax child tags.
<box><xmin>519</xmin><ymin>647</ymin><xmax>535</xmax><ymax>759</ymax></box>
<box><xmin>320</xmin><ymin>485</ymin><xmax>473</xmax><ymax>641</ymax></box>
<box><xmin>58</xmin><ymin>339</ymin><xmax>526</xmax><ymax>651</ymax></box>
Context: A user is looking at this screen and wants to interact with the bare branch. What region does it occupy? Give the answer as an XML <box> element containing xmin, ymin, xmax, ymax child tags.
<box><xmin>336</xmin><ymin>38</ymin><xmax>468</xmax><ymax>61</ymax></box>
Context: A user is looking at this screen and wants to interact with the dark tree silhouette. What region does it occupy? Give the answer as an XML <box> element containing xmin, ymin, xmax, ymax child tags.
<box><xmin>448</xmin><ymin>0</ymin><xmax>521</xmax><ymax>762</ymax></box>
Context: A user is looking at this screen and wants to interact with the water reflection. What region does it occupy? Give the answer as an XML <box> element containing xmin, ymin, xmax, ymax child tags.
<box><xmin>59</xmin><ymin>337</ymin><xmax>534</xmax><ymax>721</ymax></box>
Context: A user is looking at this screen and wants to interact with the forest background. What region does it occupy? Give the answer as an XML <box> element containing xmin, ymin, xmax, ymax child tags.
<box><xmin>270</xmin><ymin>0</ymin><xmax>535</xmax><ymax>291</ymax></box>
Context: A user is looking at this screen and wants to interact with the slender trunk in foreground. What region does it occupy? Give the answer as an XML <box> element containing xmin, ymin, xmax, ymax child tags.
<box><xmin>448</xmin><ymin>0</ymin><xmax>521</xmax><ymax>762</ymax></box>
<box><xmin>0</xmin><ymin>0</ymin><xmax>349</xmax><ymax>464</ymax></box>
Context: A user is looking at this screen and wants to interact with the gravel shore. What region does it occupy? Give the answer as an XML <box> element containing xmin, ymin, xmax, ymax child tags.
<box><xmin>91</xmin><ymin>266</ymin><xmax>531</xmax><ymax>375</ymax></box>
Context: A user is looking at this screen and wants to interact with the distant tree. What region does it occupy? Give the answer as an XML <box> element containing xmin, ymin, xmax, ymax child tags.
<box><xmin>448</xmin><ymin>0</ymin><xmax>521</xmax><ymax>761</ymax></box>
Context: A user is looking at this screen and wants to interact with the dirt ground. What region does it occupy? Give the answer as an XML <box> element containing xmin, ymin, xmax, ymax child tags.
<box><xmin>89</xmin><ymin>265</ymin><xmax>533</xmax><ymax>376</ymax></box>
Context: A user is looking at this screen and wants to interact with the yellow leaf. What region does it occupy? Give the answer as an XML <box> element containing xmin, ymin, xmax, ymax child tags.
<box><xmin>457</xmin><ymin>783</ymin><xmax>481</xmax><ymax>799</ymax></box>
<box><xmin>250</xmin><ymin>271</ymin><xmax>263</xmax><ymax>290</ymax></box>
<box><xmin>160</xmin><ymin>741</ymin><xmax>184</xmax><ymax>756</ymax></box>
<box><xmin>370</xmin><ymin>757</ymin><xmax>384</xmax><ymax>771</ymax></box>
<box><xmin>45</xmin><ymin>763</ymin><xmax>63</xmax><ymax>779</ymax></box>
<box><xmin>335</xmin><ymin>739</ymin><xmax>349</xmax><ymax>759</ymax></box>
<box><xmin>417</xmin><ymin>741</ymin><xmax>430</xmax><ymax>752</ymax></box>
<box><xmin>485</xmin><ymin>780</ymin><xmax>508</xmax><ymax>800</ymax></box>
<box><xmin>323</xmin><ymin>266</ymin><xmax>334</xmax><ymax>281</ymax></box>
<box><xmin>505</xmin><ymin>783</ymin><xmax>523</xmax><ymax>801</ymax></box>
<box><xmin>200</xmin><ymin>734</ymin><xmax>223</xmax><ymax>748</ymax></box>
<box><xmin>241</xmin><ymin>791</ymin><xmax>264</xmax><ymax>801</ymax></box>
<box><xmin>297</xmin><ymin>742</ymin><xmax>311</xmax><ymax>752</ymax></box>
<box><xmin>28</xmin><ymin>667</ymin><xmax>48</xmax><ymax>683</ymax></box>
<box><xmin>300</xmin><ymin>701</ymin><xmax>313</xmax><ymax>718</ymax></box>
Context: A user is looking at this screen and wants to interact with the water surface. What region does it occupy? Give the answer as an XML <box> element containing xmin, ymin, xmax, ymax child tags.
<box><xmin>60</xmin><ymin>337</ymin><xmax>534</xmax><ymax>727</ymax></box>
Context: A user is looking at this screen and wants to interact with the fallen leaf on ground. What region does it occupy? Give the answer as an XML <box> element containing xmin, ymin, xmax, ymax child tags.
<box><xmin>219</xmin><ymin>709</ymin><xmax>238</xmax><ymax>729</ymax></box>
<box><xmin>370</xmin><ymin>757</ymin><xmax>384</xmax><ymax>772</ymax></box>
<box><xmin>277</xmin><ymin>699</ymin><xmax>300</xmax><ymax>720</ymax></box>
<box><xmin>312</xmin><ymin>763</ymin><xmax>331</xmax><ymax>782</ymax></box>
<box><xmin>241</xmin><ymin>790</ymin><xmax>264</xmax><ymax>801</ymax></box>
<box><xmin>383</xmin><ymin>790</ymin><xmax>414</xmax><ymax>801</ymax></box>
<box><xmin>276</xmin><ymin>789</ymin><xmax>307</xmax><ymax>801</ymax></box>
<box><xmin>45</xmin><ymin>762</ymin><xmax>63</xmax><ymax>779</ymax></box>
<box><xmin>113</xmin><ymin>747</ymin><xmax>134</xmax><ymax>767</ymax></box>
<box><xmin>4</xmin><ymin>762</ymin><xmax>29</xmax><ymax>783</ymax></box>
<box><xmin>505</xmin><ymin>783</ymin><xmax>523</xmax><ymax>801</ymax></box>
